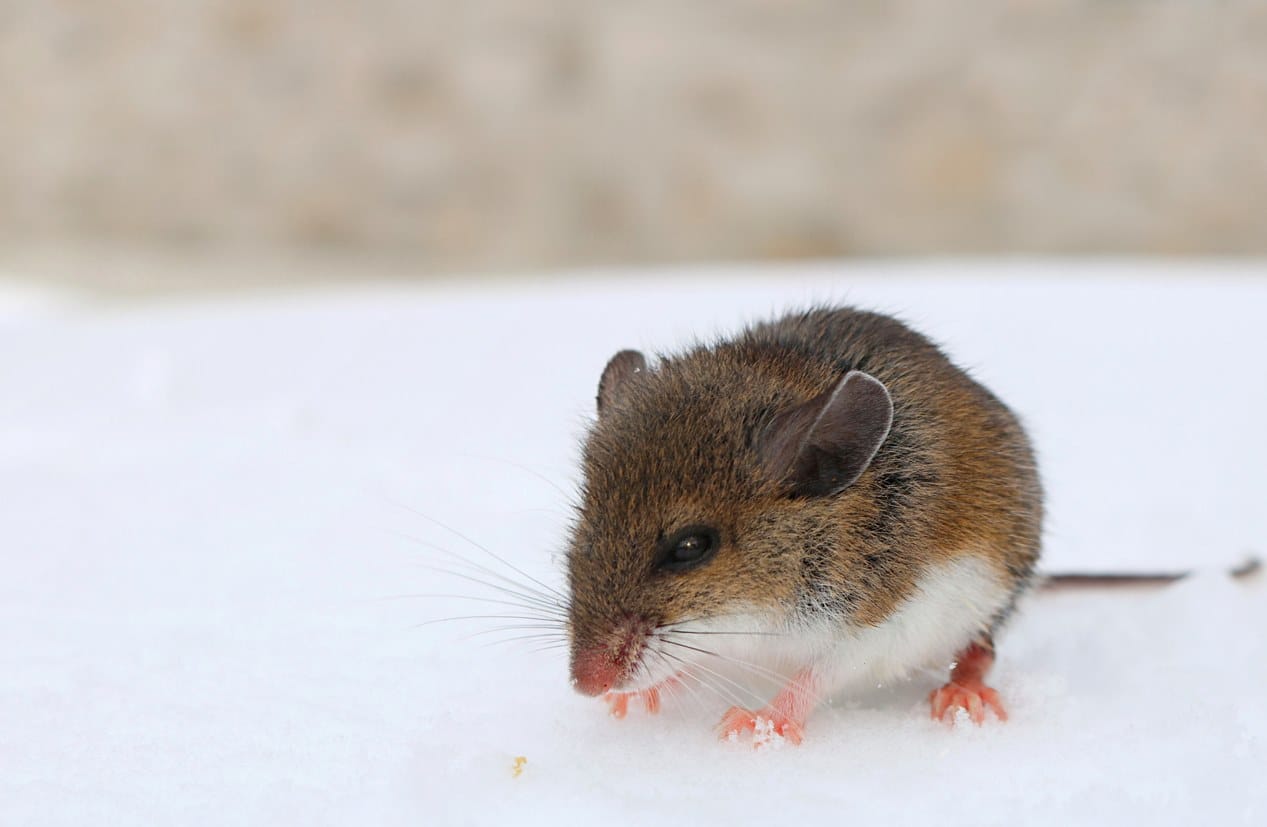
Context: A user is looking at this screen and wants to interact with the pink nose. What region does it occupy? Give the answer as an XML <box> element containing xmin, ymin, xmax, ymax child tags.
<box><xmin>571</xmin><ymin>649</ymin><xmax>621</xmax><ymax>696</ymax></box>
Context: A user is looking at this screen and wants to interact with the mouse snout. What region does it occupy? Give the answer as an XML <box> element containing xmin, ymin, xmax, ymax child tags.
<box><xmin>569</xmin><ymin>614</ymin><xmax>653</xmax><ymax>696</ymax></box>
<box><xmin>571</xmin><ymin>648</ymin><xmax>623</xmax><ymax>696</ymax></box>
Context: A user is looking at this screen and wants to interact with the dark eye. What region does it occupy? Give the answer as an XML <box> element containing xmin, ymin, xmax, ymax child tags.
<box><xmin>657</xmin><ymin>525</ymin><xmax>720</xmax><ymax>572</ymax></box>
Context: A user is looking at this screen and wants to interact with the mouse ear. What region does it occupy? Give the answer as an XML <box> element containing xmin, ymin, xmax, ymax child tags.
<box><xmin>757</xmin><ymin>370</ymin><xmax>893</xmax><ymax>497</ymax></box>
<box><xmin>597</xmin><ymin>350</ymin><xmax>647</xmax><ymax>416</ymax></box>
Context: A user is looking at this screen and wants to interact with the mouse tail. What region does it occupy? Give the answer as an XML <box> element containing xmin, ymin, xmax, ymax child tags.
<box><xmin>1037</xmin><ymin>556</ymin><xmax>1260</xmax><ymax>592</ymax></box>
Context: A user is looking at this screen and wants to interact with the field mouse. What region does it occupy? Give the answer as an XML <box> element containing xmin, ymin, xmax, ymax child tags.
<box><xmin>564</xmin><ymin>307</ymin><xmax>1043</xmax><ymax>744</ymax></box>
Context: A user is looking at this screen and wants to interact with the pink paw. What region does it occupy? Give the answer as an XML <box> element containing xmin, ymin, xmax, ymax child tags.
<box><xmin>928</xmin><ymin>682</ymin><xmax>1008</xmax><ymax>725</ymax></box>
<box><xmin>603</xmin><ymin>685</ymin><xmax>663</xmax><ymax>718</ymax></box>
<box><xmin>717</xmin><ymin>706</ymin><xmax>805</xmax><ymax>747</ymax></box>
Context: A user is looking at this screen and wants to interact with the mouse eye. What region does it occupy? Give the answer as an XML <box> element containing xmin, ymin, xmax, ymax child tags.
<box><xmin>657</xmin><ymin>526</ymin><xmax>720</xmax><ymax>572</ymax></box>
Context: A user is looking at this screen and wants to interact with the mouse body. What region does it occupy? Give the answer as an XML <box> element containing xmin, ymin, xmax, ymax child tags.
<box><xmin>565</xmin><ymin>307</ymin><xmax>1042</xmax><ymax>742</ymax></box>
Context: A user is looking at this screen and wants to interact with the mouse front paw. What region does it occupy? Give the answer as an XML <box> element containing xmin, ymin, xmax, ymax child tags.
<box><xmin>928</xmin><ymin>682</ymin><xmax>1008</xmax><ymax>725</ymax></box>
<box><xmin>603</xmin><ymin>675</ymin><xmax>683</xmax><ymax>718</ymax></box>
<box><xmin>717</xmin><ymin>706</ymin><xmax>805</xmax><ymax>747</ymax></box>
<box><xmin>603</xmin><ymin>686</ymin><xmax>661</xmax><ymax>718</ymax></box>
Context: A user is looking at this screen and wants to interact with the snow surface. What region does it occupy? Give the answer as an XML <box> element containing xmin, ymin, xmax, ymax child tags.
<box><xmin>2</xmin><ymin>263</ymin><xmax>1265</xmax><ymax>825</ymax></box>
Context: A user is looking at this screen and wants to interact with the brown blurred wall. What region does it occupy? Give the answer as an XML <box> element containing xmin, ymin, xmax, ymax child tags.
<box><xmin>2</xmin><ymin>0</ymin><xmax>1265</xmax><ymax>272</ymax></box>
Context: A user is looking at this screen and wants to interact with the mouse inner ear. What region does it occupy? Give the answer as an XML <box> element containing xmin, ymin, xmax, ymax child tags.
<box><xmin>596</xmin><ymin>349</ymin><xmax>648</xmax><ymax>416</ymax></box>
<box><xmin>757</xmin><ymin>370</ymin><xmax>894</xmax><ymax>497</ymax></box>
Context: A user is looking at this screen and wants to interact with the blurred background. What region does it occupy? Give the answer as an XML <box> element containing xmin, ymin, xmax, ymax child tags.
<box><xmin>1</xmin><ymin>0</ymin><xmax>1265</xmax><ymax>293</ymax></box>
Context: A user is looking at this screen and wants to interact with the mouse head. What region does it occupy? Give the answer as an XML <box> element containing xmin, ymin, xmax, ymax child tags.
<box><xmin>566</xmin><ymin>346</ymin><xmax>893</xmax><ymax>696</ymax></box>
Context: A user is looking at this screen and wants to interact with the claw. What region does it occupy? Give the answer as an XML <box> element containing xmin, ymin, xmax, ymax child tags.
<box><xmin>716</xmin><ymin>667</ymin><xmax>817</xmax><ymax>748</ymax></box>
<box><xmin>928</xmin><ymin>681</ymin><xmax>1008</xmax><ymax>725</ymax></box>
<box><xmin>718</xmin><ymin>706</ymin><xmax>758</xmax><ymax>739</ymax></box>
<box><xmin>717</xmin><ymin>706</ymin><xmax>805</xmax><ymax>747</ymax></box>
<box><xmin>605</xmin><ymin>691</ymin><xmax>630</xmax><ymax>718</ymax></box>
<box><xmin>603</xmin><ymin>681</ymin><xmax>669</xmax><ymax>719</ymax></box>
<box><xmin>929</xmin><ymin>638</ymin><xmax>1008</xmax><ymax>726</ymax></box>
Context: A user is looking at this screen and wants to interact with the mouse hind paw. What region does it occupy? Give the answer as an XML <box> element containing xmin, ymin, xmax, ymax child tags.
<box><xmin>929</xmin><ymin>638</ymin><xmax>1008</xmax><ymax>725</ymax></box>
<box><xmin>928</xmin><ymin>682</ymin><xmax>1008</xmax><ymax>725</ymax></box>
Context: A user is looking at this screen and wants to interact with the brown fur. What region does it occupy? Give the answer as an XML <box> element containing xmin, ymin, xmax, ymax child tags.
<box><xmin>567</xmin><ymin>307</ymin><xmax>1043</xmax><ymax>680</ymax></box>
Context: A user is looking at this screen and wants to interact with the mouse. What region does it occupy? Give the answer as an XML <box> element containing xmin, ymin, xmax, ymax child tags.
<box><xmin>564</xmin><ymin>306</ymin><xmax>1043</xmax><ymax>744</ymax></box>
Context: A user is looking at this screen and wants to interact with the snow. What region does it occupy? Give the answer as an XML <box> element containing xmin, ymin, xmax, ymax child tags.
<box><xmin>2</xmin><ymin>262</ymin><xmax>1265</xmax><ymax>825</ymax></box>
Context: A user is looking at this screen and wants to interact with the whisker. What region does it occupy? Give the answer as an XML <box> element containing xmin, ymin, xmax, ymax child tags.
<box><xmin>630</xmin><ymin>654</ymin><xmax>653</xmax><ymax>687</ymax></box>
<box><xmin>416</xmin><ymin>613</ymin><xmax>564</xmax><ymax>628</ymax></box>
<box><xmin>656</xmin><ymin>649</ymin><xmax>753</xmax><ymax>712</ymax></box>
<box><xmin>386</xmin><ymin>500</ymin><xmax>568</xmax><ymax>602</ymax></box>
<box><xmin>470</xmin><ymin>625</ymin><xmax>567</xmax><ymax>635</ymax></box>
<box><xmin>403</xmin><ymin>540</ymin><xmax>560</xmax><ymax>600</ymax></box>
<box><xmin>651</xmin><ymin>649</ymin><xmax>725</xmax><ymax>704</ymax></box>
<box><xmin>659</xmin><ymin>636</ymin><xmax>854</xmax><ymax>725</ymax></box>
<box><xmin>393</xmin><ymin>531</ymin><xmax>564</xmax><ymax>614</ymax></box>
<box><xmin>663</xmin><ymin>616</ymin><xmax>788</xmax><ymax>638</ymax></box>
<box><xmin>656</xmin><ymin>647</ymin><xmax>766</xmax><ymax>709</ymax></box>
<box><xmin>479</xmin><ymin>632</ymin><xmax>571</xmax><ymax>647</ymax></box>
<box><xmin>461</xmin><ymin>453</ymin><xmax>574</xmax><ymax>500</ymax></box>
<box><xmin>657</xmin><ymin>636</ymin><xmax>801</xmax><ymax>688</ymax></box>
<box><xmin>476</xmin><ymin>633</ymin><xmax>570</xmax><ymax>645</ymax></box>
<box><xmin>663</xmin><ymin>628</ymin><xmax>786</xmax><ymax>638</ymax></box>
<box><xmin>644</xmin><ymin>648</ymin><xmax>710</xmax><ymax>718</ymax></box>
<box><xmin>527</xmin><ymin>642</ymin><xmax>571</xmax><ymax>654</ymax></box>
<box><xmin>460</xmin><ymin>628</ymin><xmax>567</xmax><ymax>646</ymax></box>
<box><xmin>379</xmin><ymin>592</ymin><xmax>566</xmax><ymax>616</ymax></box>
<box><xmin>411</xmin><ymin>560</ymin><xmax>564</xmax><ymax>617</ymax></box>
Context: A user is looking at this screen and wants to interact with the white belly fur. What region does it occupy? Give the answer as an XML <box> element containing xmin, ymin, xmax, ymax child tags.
<box><xmin>819</xmin><ymin>555</ymin><xmax>1011</xmax><ymax>689</ymax></box>
<box><xmin>645</xmin><ymin>556</ymin><xmax>1012</xmax><ymax>697</ymax></box>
